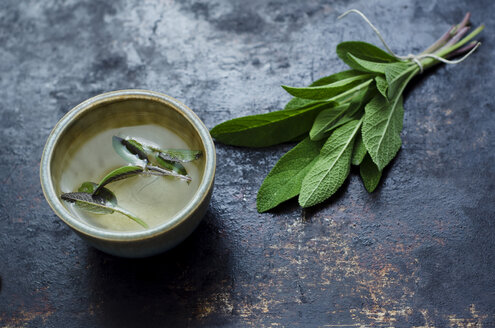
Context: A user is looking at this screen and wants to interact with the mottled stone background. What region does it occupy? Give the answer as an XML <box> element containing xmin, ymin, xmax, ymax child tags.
<box><xmin>0</xmin><ymin>0</ymin><xmax>494</xmax><ymax>327</ymax></box>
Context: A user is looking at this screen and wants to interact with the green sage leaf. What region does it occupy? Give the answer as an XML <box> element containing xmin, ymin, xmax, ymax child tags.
<box><xmin>345</xmin><ymin>84</ymin><xmax>374</xmax><ymax>116</ymax></box>
<box><xmin>284</xmin><ymin>70</ymin><xmax>365</xmax><ymax>110</ymax></box>
<box><xmin>282</xmin><ymin>74</ymin><xmax>372</xmax><ymax>100</ymax></box>
<box><xmin>299</xmin><ymin>119</ymin><xmax>362</xmax><ymax>207</ymax></box>
<box><xmin>336</xmin><ymin>41</ymin><xmax>399</xmax><ymax>71</ymax></box>
<box><xmin>311</xmin><ymin>84</ymin><xmax>374</xmax><ymax>140</ymax></box>
<box><xmin>257</xmin><ymin>137</ymin><xmax>324</xmax><ymax>212</ymax></box>
<box><xmin>288</xmin><ymin>132</ymin><xmax>308</xmax><ymax>142</ymax></box>
<box><xmin>284</xmin><ymin>97</ymin><xmax>322</xmax><ymax>110</ymax></box>
<box><xmin>375</xmin><ymin>75</ymin><xmax>388</xmax><ymax>98</ymax></box>
<box><xmin>210</xmin><ymin>102</ymin><xmax>334</xmax><ymax>147</ymax></box>
<box><xmin>384</xmin><ymin>64</ymin><xmax>417</xmax><ymax>100</ymax></box>
<box><xmin>345</xmin><ymin>54</ymin><xmax>398</xmax><ymax>74</ymax></box>
<box><xmin>310</xmin><ymin>70</ymin><xmax>367</xmax><ymax>85</ymax></box>
<box><xmin>362</xmin><ymin>93</ymin><xmax>404</xmax><ymax>171</ymax></box>
<box><xmin>360</xmin><ymin>154</ymin><xmax>382</xmax><ymax>192</ymax></box>
<box><xmin>351</xmin><ymin>132</ymin><xmax>367</xmax><ymax>166</ymax></box>
<box><xmin>309</xmin><ymin>103</ymin><xmax>350</xmax><ymax>141</ymax></box>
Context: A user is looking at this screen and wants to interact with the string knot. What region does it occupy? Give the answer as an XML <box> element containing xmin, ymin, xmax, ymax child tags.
<box><xmin>401</xmin><ymin>54</ymin><xmax>424</xmax><ymax>73</ymax></box>
<box><xmin>338</xmin><ymin>9</ymin><xmax>480</xmax><ymax>74</ymax></box>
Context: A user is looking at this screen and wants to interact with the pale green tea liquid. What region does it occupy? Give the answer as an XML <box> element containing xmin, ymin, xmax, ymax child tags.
<box><xmin>59</xmin><ymin>124</ymin><xmax>203</xmax><ymax>232</ymax></box>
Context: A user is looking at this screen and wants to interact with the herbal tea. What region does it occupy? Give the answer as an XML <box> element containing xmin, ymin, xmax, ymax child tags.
<box><xmin>59</xmin><ymin>124</ymin><xmax>203</xmax><ymax>232</ymax></box>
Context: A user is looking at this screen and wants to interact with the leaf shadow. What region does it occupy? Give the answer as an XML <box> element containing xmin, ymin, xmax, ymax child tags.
<box><xmin>85</xmin><ymin>209</ymin><xmax>234</xmax><ymax>327</ymax></box>
<box><xmin>348</xmin><ymin>150</ymin><xmax>400</xmax><ymax>195</ymax></box>
<box><xmin>266</xmin><ymin>196</ymin><xmax>303</xmax><ymax>216</ymax></box>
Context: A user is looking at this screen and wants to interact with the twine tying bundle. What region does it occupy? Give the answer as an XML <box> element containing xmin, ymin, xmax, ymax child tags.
<box><xmin>338</xmin><ymin>9</ymin><xmax>481</xmax><ymax>73</ymax></box>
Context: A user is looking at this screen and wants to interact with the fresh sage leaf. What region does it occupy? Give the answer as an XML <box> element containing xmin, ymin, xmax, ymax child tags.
<box><xmin>309</xmin><ymin>69</ymin><xmax>369</xmax><ymax>86</ymax></box>
<box><xmin>384</xmin><ymin>64</ymin><xmax>417</xmax><ymax>100</ymax></box>
<box><xmin>345</xmin><ymin>54</ymin><xmax>396</xmax><ymax>74</ymax></box>
<box><xmin>94</xmin><ymin>166</ymin><xmax>144</xmax><ymax>195</ymax></box>
<box><xmin>325</xmin><ymin>114</ymin><xmax>357</xmax><ymax>134</ymax></box>
<box><xmin>351</xmin><ymin>132</ymin><xmax>367</xmax><ymax>166</ymax></box>
<box><xmin>288</xmin><ymin>132</ymin><xmax>308</xmax><ymax>142</ymax></box>
<box><xmin>210</xmin><ymin>102</ymin><xmax>334</xmax><ymax>147</ymax></box>
<box><xmin>284</xmin><ymin>70</ymin><xmax>366</xmax><ymax>110</ymax></box>
<box><xmin>345</xmin><ymin>84</ymin><xmax>374</xmax><ymax>116</ymax></box>
<box><xmin>336</xmin><ymin>41</ymin><xmax>400</xmax><ymax>70</ymax></box>
<box><xmin>257</xmin><ymin>137</ymin><xmax>324</xmax><ymax>212</ymax></box>
<box><xmin>309</xmin><ymin>103</ymin><xmax>350</xmax><ymax>141</ymax></box>
<box><xmin>362</xmin><ymin>63</ymin><xmax>415</xmax><ymax>170</ymax></box>
<box><xmin>362</xmin><ymin>93</ymin><xmax>404</xmax><ymax>171</ymax></box>
<box><xmin>375</xmin><ymin>75</ymin><xmax>388</xmax><ymax>98</ymax></box>
<box><xmin>61</xmin><ymin>182</ymin><xmax>148</xmax><ymax>228</ymax></box>
<box><xmin>360</xmin><ymin>154</ymin><xmax>382</xmax><ymax>192</ymax></box>
<box><xmin>282</xmin><ymin>75</ymin><xmax>372</xmax><ymax>100</ymax></box>
<box><xmin>284</xmin><ymin>97</ymin><xmax>322</xmax><ymax>111</ymax></box>
<box><xmin>323</xmin><ymin>84</ymin><xmax>375</xmax><ymax>132</ymax></box>
<box><xmin>299</xmin><ymin>119</ymin><xmax>362</xmax><ymax>207</ymax></box>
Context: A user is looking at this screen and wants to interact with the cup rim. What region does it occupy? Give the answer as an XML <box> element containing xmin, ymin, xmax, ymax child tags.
<box><xmin>40</xmin><ymin>89</ymin><xmax>216</xmax><ymax>242</ymax></box>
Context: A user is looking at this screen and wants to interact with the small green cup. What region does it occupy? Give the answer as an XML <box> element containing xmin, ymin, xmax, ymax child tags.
<box><xmin>40</xmin><ymin>90</ymin><xmax>216</xmax><ymax>258</ymax></box>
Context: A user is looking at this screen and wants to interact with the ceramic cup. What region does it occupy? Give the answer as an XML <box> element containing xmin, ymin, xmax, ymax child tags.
<box><xmin>40</xmin><ymin>90</ymin><xmax>216</xmax><ymax>258</ymax></box>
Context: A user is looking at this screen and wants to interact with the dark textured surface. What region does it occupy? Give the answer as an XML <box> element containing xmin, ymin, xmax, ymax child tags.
<box><xmin>1</xmin><ymin>0</ymin><xmax>494</xmax><ymax>327</ymax></box>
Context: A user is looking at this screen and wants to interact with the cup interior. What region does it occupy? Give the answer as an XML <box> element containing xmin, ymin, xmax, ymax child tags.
<box><xmin>41</xmin><ymin>91</ymin><xmax>213</xmax><ymax>239</ymax></box>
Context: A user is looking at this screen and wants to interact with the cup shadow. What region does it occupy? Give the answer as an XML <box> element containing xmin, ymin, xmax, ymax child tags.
<box><xmin>85</xmin><ymin>209</ymin><xmax>233</xmax><ymax>327</ymax></box>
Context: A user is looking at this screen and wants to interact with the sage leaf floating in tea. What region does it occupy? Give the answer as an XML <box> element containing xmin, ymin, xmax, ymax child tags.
<box><xmin>61</xmin><ymin>136</ymin><xmax>203</xmax><ymax>227</ymax></box>
<box><xmin>146</xmin><ymin>164</ymin><xmax>192</xmax><ymax>182</ymax></box>
<box><xmin>112</xmin><ymin>136</ymin><xmax>148</xmax><ymax>166</ymax></box>
<box><xmin>112</xmin><ymin>136</ymin><xmax>200</xmax><ymax>180</ymax></box>
<box><xmin>151</xmin><ymin>148</ymin><xmax>202</xmax><ymax>163</ymax></box>
<box><xmin>93</xmin><ymin>165</ymin><xmax>144</xmax><ymax>195</ymax></box>
<box><xmin>210</xmin><ymin>10</ymin><xmax>484</xmax><ymax>211</ymax></box>
<box><xmin>61</xmin><ymin>182</ymin><xmax>148</xmax><ymax>228</ymax></box>
<box><xmin>155</xmin><ymin>153</ymin><xmax>188</xmax><ymax>176</ymax></box>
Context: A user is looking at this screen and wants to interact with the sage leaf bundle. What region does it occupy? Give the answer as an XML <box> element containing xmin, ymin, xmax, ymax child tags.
<box><xmin>210</xmin><ymin>11</ymin><xmax>484</xmax><ymax>212</ymax></box>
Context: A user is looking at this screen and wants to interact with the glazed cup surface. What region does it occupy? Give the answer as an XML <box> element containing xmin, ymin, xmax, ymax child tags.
<box><xmin>40</xmin><ymin>90</ymin><xmax>216</xmax><ymax>258</ymax></box>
